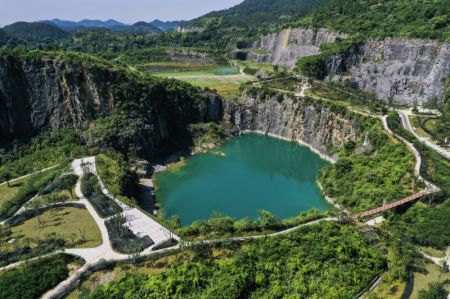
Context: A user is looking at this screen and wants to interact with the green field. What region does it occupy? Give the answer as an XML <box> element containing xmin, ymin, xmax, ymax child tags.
<box><xmin>411</xmin><ymin>263</ymin><xmax>450</xmax><ymax>299</ymax></box>
<box><xmin>0</xmin><ymin>177</ymin><xmax>31</xmax><ymax>207</ymax></box>
<box><xmin>145</xmin><ymin>61</ymin><xmax>255</xmax><ymax>99</ymax></box>
<box><xmin>178</xmin><ymin>75</ymin><xmax>254</xmax><ymax>99</ymax></box>
<box><xmin>28</xmin><ymin>190</ymin><xmax>77</xmax><ymax>209</ymax></box>
<box><xmin>232</xmin><ymin>59</ymin><xmax>275</xmax><ymax>72</ymax></box>
<box><xmin>152</xmin><ymin>66</ymin><xmax>239</xmax><ymax>77</ymax></box>
<box><xmin>10</xmin><ymin>206</ymin><xmax>102</xmax><ymax>249</ymax></box>
<box><xmin>420</xmin><ymin>246</ymin><xmax>447</xmax><ymax>258</ymax></box>
<box><xmin>409</xmin><ymin>115</ymin><xmax>433</xmax><ymax>139</ymax></box>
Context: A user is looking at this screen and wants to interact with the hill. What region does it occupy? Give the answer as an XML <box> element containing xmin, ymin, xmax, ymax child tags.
<box><xmin>150</xmin><ymin>19</ymin><xmax>183</xmax><ymax>32</ymax></box>
<box><xmin>124</xmin><ymin>22</ymin><xmax>161</xmax><ymax>34</ymax></box>
<box><xmin>188</xmin><ymin>0</ymin><xmax>326</xmax><ymax>30</ymax></box>
<box><xmin>45</xmin><ymin>19</ymin><xmax>127</xmax><ymax>31</ymax></box>
<box><xmin>3</xmin><ymin>22</ymin><xmax>69</xmax><ymax>44</ymax></box>
<box><xmin>293</xmin><ymin>0</ymin><xmax>450</xmax><ymax>41</ymax></box>
<box><xmin>45</xmin><ymin>19</ymin><xmax>161</xmax><ymax>34</ymax></box>
<box><xmin>0</xmin><ymin>29</ymin><xmax>15</xmax><ymax>46</ymax></box>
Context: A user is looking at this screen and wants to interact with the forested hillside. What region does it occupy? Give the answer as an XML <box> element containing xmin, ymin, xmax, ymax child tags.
<box><xmin>295</xmin><ymin>0</ymin><xmax>450</xmax><ymax>41</ymax></box>
<box><xmin>189</xmin><ymin>0</ymin><xmax>326</xmax><ymax>30</ymax></box>
<box><xmin>3</xmin><ymin>22</ymin><xmax>69</xmax><ymax>44</ymax></box>
<box><xmin>90</xmin><ymin>223</ymin><xmax>385</xmax><ymax>298</ymax></box>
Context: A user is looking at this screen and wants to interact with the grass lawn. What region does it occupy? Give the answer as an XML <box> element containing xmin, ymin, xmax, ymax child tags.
<box><xmin>369</xmin><ymin>279</ymin><xmax>406</xmax><ymax>299</ymax></box>
<box><xmin>423</xmin><ymin>118</ymin><xmax>437</xmax><ymax>133</ymax></box>
<box><xmin>152</xmin><ymin>66</ymin><xmax>239</xmax><ymax>77</ymax></box>
<box><xmin>0</xmin><ymin>177</ymin><xmax>30</xmax><ymax>207</ymax></box>
<box><xmin>232</xmin><ymin>60</ymin><xmax>275</xmax><ymax>72</ymax></box>
<box><xmin>420</xmin><ymin>246</ymin><xmax>447</xmax><ymax>258</ymax></box>
<box><xmin>139</xmin><ymin>61</ymin><xmax>219</xmax><ymax>72</ymax></box>
<box><xmin>411</xmin><ymin>262</ymin><xmax>450</xmax><ymax>299</ymax></box>
<box><xmin>178</xmin><ymin>75</ymin><xmax>254</xmax><ymax>99</ymax></box>
<box><xmin>96</xmin><ymin>154</ymin><xmax>121</xmax><ymax>196</ymax></box>
<box><xmin>27</xmin><ymin>190</ymin><xmax>77</xmax><ymax>209</ymax></box>
<box><xmin>409</xmin><ymin>115</ymin><xmax>433</xmax><ymax>139</ymax></box>
<box><xmin>10</xmin><ymin>206</ymin><xmax>102</xmax><ymax>249</ymax></box>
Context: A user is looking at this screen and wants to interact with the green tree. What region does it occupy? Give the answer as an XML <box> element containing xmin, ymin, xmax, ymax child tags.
<box><xmin>418</xmin><ymin>282</ymin><xmax>448</xmax><ymax>299</ymax></box>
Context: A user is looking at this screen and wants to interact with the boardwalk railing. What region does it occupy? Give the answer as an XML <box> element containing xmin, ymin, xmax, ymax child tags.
<box><xmin>357</xmin><ymin>190</ymin><xmax>428</xmax><ymax>218</ymax></box>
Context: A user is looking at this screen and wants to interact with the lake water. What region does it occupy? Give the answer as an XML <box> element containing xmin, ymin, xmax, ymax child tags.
<box><xmin>154</xmin><ymin>134</ymin><xmax>331</xmax><ymax>225</ymax></box>
<box><xmin>213</xmin><ymin>67</ymin><xmax>239</xmax><ymax>75</ymax></box>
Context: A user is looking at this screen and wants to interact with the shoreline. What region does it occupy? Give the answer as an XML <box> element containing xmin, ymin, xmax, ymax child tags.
<box><xmin>240</xmin><ymin>130</ymin><xmax>337</xmax><ymax>164</ymax></box>
<box><xmin>316</xmin><ymin>180</ymin><xmax>348</xmax><ymax>213</ymax></box>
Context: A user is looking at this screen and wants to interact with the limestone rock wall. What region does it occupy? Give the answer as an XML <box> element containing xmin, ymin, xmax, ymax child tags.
<box><xmin>0</xmin><ymin>54</ymin><xmax>223</xmax><ymax>160</ymax></box>
<box><xmin>234</xmin><ymin>27</ymin><xmax>345</xmax><ymax>68</ymax></box>
<box><xmin>328</xmin><ymin>38</ymin><xmax>450</xmax><ymax>105</ymax></box>
<box><xmin>225</xmin><ymin>92</ymin><xmax>360</xmax><ymax>158</ymax></box>
<box><xmin>236</xmin><ymin>26</ymin><xmax>450</xmax><ymax>105</ymax></box>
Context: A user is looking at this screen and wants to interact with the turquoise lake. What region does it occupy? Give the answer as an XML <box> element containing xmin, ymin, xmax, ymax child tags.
<box><xmin>154</xmin><ymin>134</ymin><xmax>331</xmax><ymax>225</ymax></box>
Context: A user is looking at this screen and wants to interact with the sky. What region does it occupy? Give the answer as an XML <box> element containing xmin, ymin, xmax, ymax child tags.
<box><xmin>0</xmin><ymin>0</ymin><xmax>244</xmax><ymax>27</ymax></box>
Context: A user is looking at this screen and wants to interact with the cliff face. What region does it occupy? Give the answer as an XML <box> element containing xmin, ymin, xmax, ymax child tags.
<box><xmin>327</xmin><ymin>38</ymin><xmax>450</xmax><ymax>105</ymax></box>
<box><xmin>0</xmin><ymin>55</ymin><xmax>121</xmax><ymax>139</ymax></box>
<box><xmin>237</xmin><ymin>27</ymin><xmax>450</xmax><ymax>105</ymax></box>
<box><xmin>225</xmin><ymin>92</ymin><xmax>360</xmax><ymax>159</ymax></box>
<box><xmin>234</xmin><ymin>28</ymin><xmax>346</xmax><ymax>68</ymax></box>
<box><xmin>0</xmin><ymin>54</ymin><xmax>223</xmax><ymax>159</ymax></box>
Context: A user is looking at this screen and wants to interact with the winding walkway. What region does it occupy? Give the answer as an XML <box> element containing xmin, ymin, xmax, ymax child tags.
<box><xmin>398</xmin><ymin>109</ymin><xmax>450</xmax><ymax>161</ymax></box>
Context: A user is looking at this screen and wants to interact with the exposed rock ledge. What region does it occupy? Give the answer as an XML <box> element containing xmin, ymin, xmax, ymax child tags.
<box><xmin>224</xmin><ymin>93</ymin><xmax>361</xmax><ymax>161</ymax></box>
<box><xmin>233</xmin><ymin>27</ymin><xmax>346</xmax><ymax>68</ymax></box>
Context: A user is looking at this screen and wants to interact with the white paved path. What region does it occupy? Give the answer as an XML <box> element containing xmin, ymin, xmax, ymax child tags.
<box><xmin>398</xmin><ymin>109</ymin><xmax>450</xmax><ymax>161</ymax></box>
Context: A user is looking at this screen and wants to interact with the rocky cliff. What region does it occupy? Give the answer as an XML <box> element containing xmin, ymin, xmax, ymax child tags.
<box><xmin>236</xmin><ymin>27</ymin><xmax>450</xmax><ymax>105</ymax></box>
<box><xmin>225</xmin><ymin>91</ymin><xmax>361</xmax><ymax>159</ymax></box>
<box><xmin>327</xmin><ymin>38</ymin><xmax>450</xmax><ymax>105</ymax></box>
<box><xmin>0</xmin><ymin>53</ymin><xmax>223</xmax><ymax>159</ymax></box>
<box><xmin>233</xmin><ymin>28</ymin><xmax>346</xmax><ymax>68</ymax></box>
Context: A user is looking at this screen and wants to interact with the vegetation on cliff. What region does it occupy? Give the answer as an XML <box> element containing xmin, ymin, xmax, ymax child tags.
<box><xmin>319</xmin><ymin>121</ymin><xmax>419</xmax><ymax>212</ymax></box>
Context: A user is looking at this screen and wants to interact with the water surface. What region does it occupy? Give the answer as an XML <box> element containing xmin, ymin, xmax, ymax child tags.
<box><xmin>154</xmin><ymin>134</ymin><xmax>330</xmax><ymax>225</ymax></box>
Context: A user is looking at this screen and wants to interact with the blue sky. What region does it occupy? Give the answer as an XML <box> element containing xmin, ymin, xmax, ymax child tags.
<box><xmin>0</xmin><ymin>0</ymin><xmax>244</xmax><ymax>26</ymax></box>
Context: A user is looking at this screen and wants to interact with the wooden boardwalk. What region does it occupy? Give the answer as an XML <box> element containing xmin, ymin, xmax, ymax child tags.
<box><xmin>358</xmin><ymin>190</ymin><xmax>428</xmax><ymax>218</ymax></box>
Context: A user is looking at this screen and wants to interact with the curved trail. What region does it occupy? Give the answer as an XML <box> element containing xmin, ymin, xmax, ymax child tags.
<box><xmin>398</xmin><ymin>109</ymin><xmax>450</xmax><ymax>161</ymax></box>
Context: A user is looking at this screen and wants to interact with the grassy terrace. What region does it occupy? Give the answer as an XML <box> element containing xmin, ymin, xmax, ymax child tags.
<box><xmin>411</xmin><ymin>263</ymin><xmax>450</xmax><ymax>298</ymax></box>
<box><xmin>144</xmin><ymin>61</ymin><xmax>255</xmax><ymax>99</ymax></box>
<box><xmin>0</xmin><ymin>167</ymin><xmax>65</xmax><ymax>220</ymax></box>
<box><xmin>0</xmin><ymin>177</ymin><xmax>31</xmax><ymax>207</ymax></box>
<box><xmin>9</xmin><ymin>206</ymin><xmax>102</xmax><ymax>249</ymax></box>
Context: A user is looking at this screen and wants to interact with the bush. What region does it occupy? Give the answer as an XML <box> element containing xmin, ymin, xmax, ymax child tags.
<box><xmin>91</xmin><ymin>223</ymin><xmax>385</xmax><ymax>299</ymax></box>
<box><xmin>105</xmin><ymin>215</ymin><xmax>154</xmax><ymax>254</ymax></box>
<box><xmin>0</xmin><ymin>168</ymin><xmax>63</xmax><ymax>220</ymax></box>
<box><xmin>0</xmin><ymin>254</ymin><xmax>76</xmax><ymax>299</ymax></box>
<box><xmin>418</xmin><ymin>282</ymin><xmax>448</xmax><ymax>299</ymax></box>
<box><xmin>80</xmin><ymin>173</ymin><xmax>122</xmax><ymax>218</ymax></box>
<box><xmin>297</xmin><ymin>55</ymin><xmax>327</xmax><ymax>79</ymax></box>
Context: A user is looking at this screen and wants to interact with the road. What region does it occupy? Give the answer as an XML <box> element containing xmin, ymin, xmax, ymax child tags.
<box><xmin>398</xmin><ymin>109</ymin><xmax>450</xmax><ymax>161</ymax></box>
